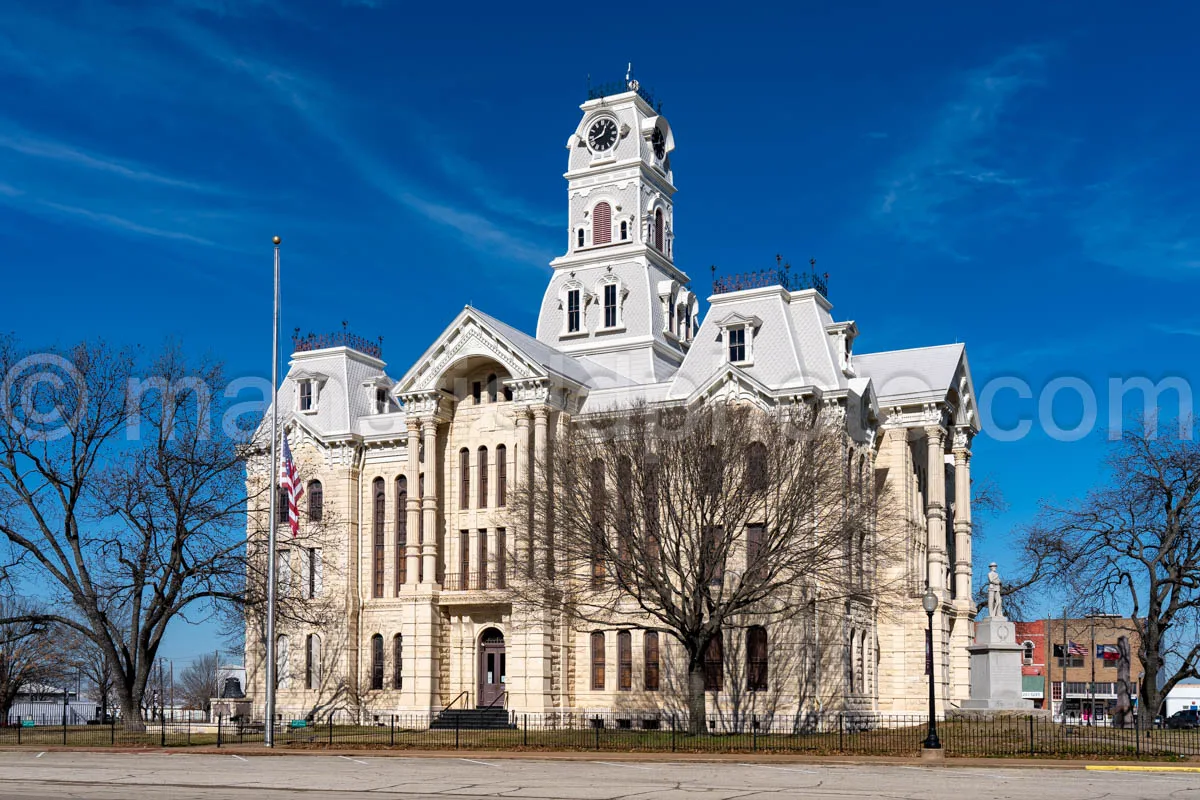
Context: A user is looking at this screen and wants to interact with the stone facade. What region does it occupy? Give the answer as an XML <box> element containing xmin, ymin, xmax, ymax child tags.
<box><xmin>244</xmin><ymin>82</ymin><xmax>981</xmax><ymax>722</ymax></box>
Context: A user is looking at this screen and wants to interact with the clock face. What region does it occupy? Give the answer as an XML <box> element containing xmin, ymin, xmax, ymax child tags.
<box><xmin>651</xmin><ymin>127</ymin><xmax>666</xmax><ymax>159</ymax></box>
<box><xmin>588</xmin><ymin>118</ymin><xmax>619</xmax><ymax>152</ymax></box>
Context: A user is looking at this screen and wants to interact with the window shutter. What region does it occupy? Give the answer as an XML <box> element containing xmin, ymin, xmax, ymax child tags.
<box><xmin>654</xmin><ymin>209</ymin><xmax>664</xmax><ymax>251</ymax></box>
<box><xmin>593</xmin><ymin>202</ymin><xmax>612</xmax><ymax>244</ymax></box>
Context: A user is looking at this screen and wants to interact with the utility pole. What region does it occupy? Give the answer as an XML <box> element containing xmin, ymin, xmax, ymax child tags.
<box><xmin>170</xmin><ymin>661</ymin><xmax>175</xmax><ymax>723</ymax></box>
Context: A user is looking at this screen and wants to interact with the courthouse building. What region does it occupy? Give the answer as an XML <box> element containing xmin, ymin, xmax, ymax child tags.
<box><xmin>244</xmin><ymin>80</ymin><xmax>982</xmax><ymax>721</ymax></box>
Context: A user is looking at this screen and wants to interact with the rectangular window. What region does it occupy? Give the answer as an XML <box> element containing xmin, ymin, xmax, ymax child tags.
<box><xmin>702</xmin><ymin>525</ymin><xmax>725</xmax><ymax>585</ymax></box>
<box><xmin>478</xmin><ymin>450</ymin><xmax>488</xmax><ymax>508</ymax></box>
<box><xmin>567</xmin><ymin>289</ymin><xmax>581</xmax><ymax>333</ymax></box>
<box><xmin>299</xmin><ymin>381</ymin><xmax>313</xmax><ymax>411</ymax></box>
<box><xmin>591</xmin><ymin>632</ymin><xmax>606</xmax><ymax>690</ymax></box>
<box><xmin>472</xmin><ymin>381</ymin><xmax>482</xmax><ymax>405</ymax></box>
<box><xmin>303</xmin><ymin>548</ymin><xmax>322</xmax><ymax>599</ymax></box>
<box><xmin>375</xmin><ymin>388</ymin><xmax>387</xmax><ymax>414</ymax></box>
<box><xmin>644</xmin><ymin>631</ymin><xmax>660</xmax><ymax>691</ymax></box>
<box><xmin>276</xmin><ymin>550</ymin><xmax>291</xmax><ymax>597</ymax></box>
<box><xmin>728</xmin><ymin>328</ymin><xmax>746</xmax><ymax>362</ymax></box>
<box><xmin>604</xmin><ymin>284</ymin><xmax>617</xmax><ymax>328</ymax></box>
<box><xmin>746</xmin><ymin>523</ymin><xmax>765</xmax><ymax>582</ymax></box>
<box><xmin>703</xmin><ymin>633</ymin><xmax>724</xmax><ymax>692</ymax></box>
<box><xmin>478</xmin><ymin>528</ymin><xmax>488</xmax><ymax>590</ymax></box>
<box><xmin>460</xmin><ymin>450</ymin><xmax>470</xmax><ymax>510</ymax></box>
<box><xmin>392</xmin><ymin>635</ymin><xmax>403</xmax><ymax>690</ymax></box>
<box><xmin>496</xmin><ymin>527</ymin><xmax>507</xmax><ymax>589</ymax></box>
<box><xmin>496</xmin><ymin>445</ymin><xmax>507</xmax><ymax>507</ymax></box>
<box><xmin>459</xmin><ymin>530</ymin><xmax>470</xmax><ymax>590</ymax></box>
<box><xmin>618</xmin><ymin>631</ymin><xmax>632</xmax><ymax>691</ymax></box>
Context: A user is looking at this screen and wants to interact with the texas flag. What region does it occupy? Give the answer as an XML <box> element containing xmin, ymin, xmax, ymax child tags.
<box><xmin>280</xmin><ymin>434</ymin><xmax>304</xmax><ymax>538</ymax></box>
<box><xmin>1097</xmin><ymin>644</ymin><xmax>1121</xmax><ymax>661</ymax></box>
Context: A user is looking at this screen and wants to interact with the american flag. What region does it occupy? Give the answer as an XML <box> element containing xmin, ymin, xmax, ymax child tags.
<box><xmin>280</xmin><ymin>434</ymin><xmax>304</xmax><ymax>538</ymax></box>
<box><xmin>1067</xmin><ymin>640</ymin><xmax>1086</xmax><ymax>657</ymax></box>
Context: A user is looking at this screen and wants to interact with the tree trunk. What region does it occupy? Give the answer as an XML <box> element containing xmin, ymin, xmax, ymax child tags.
<box><xmin>686</xmin><ymin>660</ymin><xmax>707</xmax><ymax>735</ymax></box>
<box><xmin>119</xmin><ymin>687</ymin><xmax>146</xmax><ymax>732</ymax></box>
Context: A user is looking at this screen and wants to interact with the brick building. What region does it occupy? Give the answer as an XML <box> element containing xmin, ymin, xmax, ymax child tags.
<box><xmin>1021</xmin><ymin>616</ymin><xmax>1143</xmax><ymax>723</ymax></box>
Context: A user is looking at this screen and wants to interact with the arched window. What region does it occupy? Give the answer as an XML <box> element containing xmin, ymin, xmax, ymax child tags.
<box><xmin>496</xmin><ymin>444</ymin><xmax>507</xmax><ymax>507</ymax></box>
<box><xmin>459</xmin><ymin>448</ymin><xmax>470</xmax><ymax>510</ymax></box>
<box><xmin>848</xmin><ymin>629</ymin><xmax>858</xmax><ymax>694</ymax></box>
<box><xmin>746</xmin><ymin>441</ymin><xmax>768</xmax><ymax>492</ymax></box>
<box><xmin>644</xmin><ymin>631</ymin><xmax>660</xmax><ymax>691</ymax></box>
<box><xmin>305</xmin><ymin>633</ymin><xmax>321</xmax><ymax>690</ymax></box>
<box><xmin>593</xmin><ymin>201</ymin><xmax>612</xmax><ymax>245</ymax></box>
<box><xmin>478</xmin><ymin>446</ymin><xmax>489</xmax><ymax>508</ymax></box>
<box><xmin>372</xmin><ymin>478</ymin><xmax>385</xmax><ymax>599</ymax></box>
<box><xmin>370</xmin><ymin>634</ymin><xmax>384</xmax><ymax>690</ymax></box>
<box><xmin>590</xmin><ymin>459</ymin><xmax>606</xmax><ymax>587</ymax></box>
<box><xmin>746</xmin><ymin>626</ymin><xmax>768</xmax><ymax>691</ymax></box>
<box><xmin>307</xmin><ymin>480</ymin><xmax>323</xmax><ymax>521</ymax></box>
<box><xmin>487</xmin><ymin>374</ymin><xmax>497</xmax><ymax>403</ymax></box>
<box><xmin>654</xmin><ymin>208</ymin><xmax>664</xmax><ymax>251</ymax></box>
<box><xmin>1023</xmin><ymin>640</ymin><xmax>1035</xmax><ymax>666</ymax></box>
<box><xmin>276</xmin><ymin>634</ymin><xmax>291</xmax><ymax>688</ymax></box>
<box><xmin>577</xmin><ymin>228</ymin><xmax>585</xmax><ymax>248</ymax></box>
<box><xmin>393</xmin><ymin>634</ymin><xmax>403</xmax><ymax>689</ymax></box>
<box><xmin>395</xmin><ymin>476</ymin><xmax>407</xmax><ymax>592</ymax></box>
<box><xmin>703</xmin><ymin>631</ymin><xmax>724</xmax><ymax>691</ymax></box>
<box><xmin>620</xmin><ymin>220</ymin><xmax>628</xmax><ymax>240</ymax></box>
<box><xmin>591</xmin><ymin>631</ymin><xmax>606</xmax><ymax>690</ymax></box>
<box><xmin>617</xmin><ymin>630</ymin><xmax>632</xmax><ymax>691</ymax></box>
<box><xmin>615</xmin><ymin>457</ymin><xmax>632</xmax><ymax>582</ymax></box>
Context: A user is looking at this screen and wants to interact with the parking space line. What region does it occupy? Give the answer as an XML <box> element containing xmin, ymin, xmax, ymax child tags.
<box><xmin>338</xmin><ymin>755</ymin><xmax>368</xmax><ymax>765</ymax></box>
<box><xmin>231</xmin><ymin>754</ymin><xmax>248</xmax><ymax>762</ymax></box>
<box><xmin>35</xmin><ymin>752</ymin><xmax>45</xmax><ymax>759</ymax></box>
<box><xmin>459</xmin><ymin>758</ymin><xmax>500</xmax><ymax>767</ymax></box>
<box><xmin>594</xmin><ymin>761</ymin><xmax>655</xmax><ymax>770</ymax></box>
<box><xmin>740</xmin><ymin>763</ymin><xmax>817</xmax><ymax>773</ymax></box>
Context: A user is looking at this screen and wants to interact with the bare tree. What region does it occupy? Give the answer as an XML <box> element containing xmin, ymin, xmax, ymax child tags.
<box><xmin>176</xmin><ymin>653</ymin><xmax>224</xmax><ymax>720</ymax></box>
<box><xmin>511</xmin><ymin>401</ymin><xmax>889</xmax><ymax>733</ymax></box>
<box><xmin>70</xmin><ymin>635</ymin><xmax>119</xmax><ymax>722</ymax></box>
<box><xmin>0</xmin><ymin>338</ymin><xmax>250</xmax><ymax>730</ymax></box>
<box><xmin>1014</xmin><ymin>425</ymin><xmax>1200</xmax><ymax>725</ymax></box>
<box><xmin>0</xmin><ymin>595</ymin><xmax>68</xmax><ymax>722</ymax></box>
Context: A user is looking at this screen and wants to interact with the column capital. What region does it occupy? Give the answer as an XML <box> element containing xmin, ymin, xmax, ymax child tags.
<box><xmin>406</xmin><ymin>418</ymin><xmax>421</xmax><ymax>434</ymax></box>
<box><xmin>924</xmin><ymin>424</ymin><xmax>947</xmax><ymax>445</ymax></box>
<box><xmin>532</xmin><ymin>405</ymin><xmax>550</xmax><ymax>422</ymax></box>
<box><xmin>952</xmin><ymin>427</ymin><xmax>974</xmax><ymax>453</ymax></box>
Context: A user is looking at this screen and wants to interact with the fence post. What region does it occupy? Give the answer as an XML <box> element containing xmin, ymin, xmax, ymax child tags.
<box><xmin>161</xmin><ymin>717</ymin><xmax>166</xmax><ymax>748</ymax></box>
<box><xmin>671</xmin><ymin>714</ymin><xmax>676</xmax><ymax>753</ymax></box>
<box><xmin>752</xmin><ymin>716</ymin><xmax>757</xmax><ymax>752</ymax></box>
<box><xmin>63</xmin><ymin>713</ymin><xmax>67</xmax><ymax>746</ymax></box>
<box><xmin>455</xmin><ymin>713</ymin><xmax>460</xmax><ymax>749</ymax></box>
<box><xmin>329</xmin><ymin>713</ymin><xmax>334</xmax><ymax>745</ymax></box>
<box><xmin>838</xmin><ymin>713</ymin><xmax>844</xmax><ymax>752</ymax></box>
<box><xmin>390</xmin><ymin>715</ymin><xmax>394</xmax><ymax>747</ymax></box>
<box><xmin>16</xmin><ymin>718</ymin><xmax>20</xmax><ymax>746</ymax></box>
<box><xmin>1135</xmin><ymin>712</ymin><xmax>1140</xmax><ymax>757</ymax></box>
<box><xmin>523</xmin><ymin>715</ymin><xmax>528</xmax><ymax>748</ymax></box>
<box><xmin>594</xmin><ymin>718</ymin><xmax>600</xmax><ymax>750</ymax></box>
<box><xmin>217</xmin><ymin>715</ymin><xmax>222</xmax><ymax>748</ymax></box>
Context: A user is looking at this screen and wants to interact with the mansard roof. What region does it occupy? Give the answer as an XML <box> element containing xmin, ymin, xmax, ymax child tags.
<box><xmin>854</xmin><ymin>343</ymin><xmax>979</xmax><ymax>431</ymax></box>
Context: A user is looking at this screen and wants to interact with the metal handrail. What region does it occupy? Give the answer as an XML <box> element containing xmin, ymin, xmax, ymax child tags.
<box><xmin>481</xmin><ymin>690</ymin><xmax>507</xmax><ymax>712</ymax></box>
<box><xmin>438</xmin><ymin>690</ymin><xmax>469</xmax><ymax>717</ymax></box>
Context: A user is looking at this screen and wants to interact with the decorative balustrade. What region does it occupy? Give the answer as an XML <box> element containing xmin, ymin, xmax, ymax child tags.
<box><xmin>292</xmin><ymin>327</ymin><xmax>383</xmax><ymax>359</ymax></box>
<box><xmin>711</xmin><ymin>259</ymin><xmax>829</xmax><ymax>298</ymax></box>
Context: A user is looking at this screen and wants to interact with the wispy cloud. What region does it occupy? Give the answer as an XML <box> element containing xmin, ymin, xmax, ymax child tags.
<box><xmin>1154</xmin><ymin>323</ymin><xmax>1200</xmax><ymax>338</ymax></box>
<box><xmin>32</xmin><ymin>199</ymin><xmax>216</xmax><ymax>246</ymax></box>
<box><xmin>874</xmin><ymin>45</ymin><xmax>1053</xmax><ymax>254</ymax></box>
<box><xmin>0</xmin><ymin>127</ymin><xmax>213</xmax><ymax>192</ymax></box>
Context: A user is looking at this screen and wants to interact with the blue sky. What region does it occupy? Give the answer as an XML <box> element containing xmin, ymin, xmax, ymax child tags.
<box><xmin>2</xmin><ymin>1</ymin><xmax>1197</xmax><ymax>664</ymax></box>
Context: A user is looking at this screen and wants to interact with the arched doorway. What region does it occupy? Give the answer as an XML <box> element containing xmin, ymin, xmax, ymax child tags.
<box><xmin>477</xmin><ymin>628</ymin><xmax>506</xmax><ymax>707</ymax></box>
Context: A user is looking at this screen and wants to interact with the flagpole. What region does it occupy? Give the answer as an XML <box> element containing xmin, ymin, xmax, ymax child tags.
<box><xmin>264</xmin><ymin>235</ymin><xmax>282</xmax><ymax>747</ymax></box>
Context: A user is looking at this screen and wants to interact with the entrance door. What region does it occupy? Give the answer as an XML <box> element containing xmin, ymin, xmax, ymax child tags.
<box><xmin>478</xmin><ymin>628</ymin><xmax>506</xmax><ymax>708</ymax></box>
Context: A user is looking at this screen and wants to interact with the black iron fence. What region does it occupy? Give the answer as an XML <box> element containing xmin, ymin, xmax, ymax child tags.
<box><xmin>1</xmin><ymin>712</ymin><xmax>1196</xmax><ymax>758</ymax></box>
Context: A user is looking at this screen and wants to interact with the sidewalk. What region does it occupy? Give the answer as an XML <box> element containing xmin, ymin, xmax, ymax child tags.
<box><xmin>2</xmin><ymin>743</ymin><xmax>1197</xmax><ymax>770</ymax></box>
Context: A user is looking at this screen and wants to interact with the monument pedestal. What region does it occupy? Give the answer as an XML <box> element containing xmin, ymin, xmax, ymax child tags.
<box><xmin>960</xmin><ymin>616</ymin><xmax>1034</xmax><ymax>711</ymax></box>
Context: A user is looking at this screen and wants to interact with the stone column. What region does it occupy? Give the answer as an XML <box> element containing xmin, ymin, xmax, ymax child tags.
<box><xmin>514</xmin><ymin>409</ymin><xmax>531</xmax><ymax>576</ymax></box>
<box><xmin>924</xmin><ymin>425</ymin><xmax>948</xmax><ymax>593</ymax></box>
<box><xmin>421</xmin><ymin>419</ymin><xmax>439</xmax><ymax>586</ymax></box>
<box><xmin>405</xmin><ymin>420</ymin><xmax>421</xmax><ymax>587</ymax></box>
<box><xmin>952</xmin><ymin>428</ymin><xmax>974</xmax><ymax>602</ymax></box>
<box><xmin>532</xmin><ymin>407</ymin><xmax>549</xmax><ymax>577</ymax></box>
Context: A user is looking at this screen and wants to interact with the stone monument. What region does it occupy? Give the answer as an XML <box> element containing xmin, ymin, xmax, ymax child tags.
<box><xmin>960</xmin><ymin>564</ymin><xmax>1034</xmax><ymax>711</ymax></box>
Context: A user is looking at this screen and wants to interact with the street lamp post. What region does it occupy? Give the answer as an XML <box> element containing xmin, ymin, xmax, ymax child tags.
<box><xmin>922</xmin><ymin>589</ymin><xmax>941</xmax><ymax>750</ymax></box>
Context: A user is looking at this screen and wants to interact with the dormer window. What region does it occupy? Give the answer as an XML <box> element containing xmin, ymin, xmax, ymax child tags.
<box><xmin>718</xmin><ymin>313</ymin><xmax>761</xmax><ymax>366</ymax></box>
<box><xmin>299</xmin><ymin>381</ymin><xmax>313</xmax><ymax>411</ymax></box>
<box><xmin>603</xmin><ymin>284</ymin><xmax>617</xmax><ymax>328</ymax></box>
<box><xmin>375</xmin><ymin>388</ymin><xmax>388</xmax><ymax>414</ymax></box>
<box><xmin>567</xmin><ymin>289</ymin><xmax>581</xmax><ymax>333</ymax></box>
<box><xmin>728</xmin><ymin>328</ymin><xmax>746</xmax><ymax>363</ymax></box>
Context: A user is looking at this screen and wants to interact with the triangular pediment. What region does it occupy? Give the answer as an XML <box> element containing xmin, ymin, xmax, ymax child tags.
<box><xmin>394</xmin><ymin>307</ymin><xmax>552</xmax><ymax>395</ymax></box>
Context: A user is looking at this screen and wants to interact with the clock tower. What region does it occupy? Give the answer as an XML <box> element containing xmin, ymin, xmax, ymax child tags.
<box><xmin>535</xmin><ymin>77</ymin><xmax>698</xmax><ymax>384</ymax></box>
